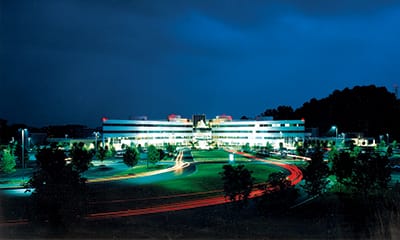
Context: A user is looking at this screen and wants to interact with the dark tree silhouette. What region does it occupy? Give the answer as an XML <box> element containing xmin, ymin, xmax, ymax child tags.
<box><xmin>166</xmin><ymin>143</ymin><xmax>176</xmax><ymax>156</ymax></box>
<box><xmin>27</xmin><ymin>147</ymin><xmax>87</xmax><ymax>230</ymax></box>
<box><xmin>294</xmin><ymin>85</ymin><xmax>400</xmax><ymax>140</ymax></box>
<box><xmin>220</xmin><ymin>164</ymin><xmax>254</xmax><ymax>208</ymax></box>
<box><xmin>123</xmin><ymin>146</ymin><xmax>139</xmax><ymax>167</ymax></box>
<box><xmin>331</xmin><ymin>151</ymin><xmax>355</xmax><ymax>188</ymax></box>
<box><xmin>70</xmin><ymin>142</ymin><xmax>93</xmax><ymax>173</ymax></box>
<box><xmin>351</xmin><ymin>152</ymin><xmax>391</xmax><ymax>196</ymax></box>
<box><xmin>158</xmin><ymin>148</ymin><xmax>166</xmax><ymax>160</ymax></box>
<box><xmin>302</xmin><ymin>148</ymin><xmax>330</xmax><ymax>196</ymax></box>
<box><xmin>263</xmin><ymin>105</ymin><xmax>296</xmax><ymax>120</ymax></box>
<box><xmin>147</xmin><ymin>145</ymin><xmax>160</xmax><ymax>167</ymax></box>
<box><xmin>96</xmin><ymin>146</ymin><xmax>108</xmax><ymax>161</ymax></box>
<box><xmin>256</xmin><ymin>172</ymin><xmax>298</xmax><ymax>215</ymax></box>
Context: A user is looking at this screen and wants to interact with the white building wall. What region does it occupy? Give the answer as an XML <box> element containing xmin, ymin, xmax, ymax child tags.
<box><xmin>102</xmin><ymin>119</ymin><xmax>305</xmax><ymax>150</ymax></box>
<box><xmin>103</xmin><ymin>119</ymin><xmax>193</xmax><ymax>150</ymax></box>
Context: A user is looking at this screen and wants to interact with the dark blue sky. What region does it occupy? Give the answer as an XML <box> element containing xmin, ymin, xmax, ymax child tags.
<box><xmin>1</xmin><ymin>0</ymin><xmax>400</xmax><ymax>128</ymax></box>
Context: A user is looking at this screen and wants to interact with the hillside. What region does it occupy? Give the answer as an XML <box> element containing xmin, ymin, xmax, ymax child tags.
<box><xmin>263</xmin><ymin>85</ymin><xmax>400</xmax><ymax>140</ymax></box>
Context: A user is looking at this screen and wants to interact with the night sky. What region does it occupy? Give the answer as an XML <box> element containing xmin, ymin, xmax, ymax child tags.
<box><xmin>1</xmin><ymin>0</ymin><xmax>400</xmax><ymax>128</ymax></box>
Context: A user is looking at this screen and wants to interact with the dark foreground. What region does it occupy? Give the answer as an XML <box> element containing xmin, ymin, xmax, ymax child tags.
<box><xmin>1</xmin><ymin>192</ymin><xmax>400</xmax><ymax>240</ymax></box>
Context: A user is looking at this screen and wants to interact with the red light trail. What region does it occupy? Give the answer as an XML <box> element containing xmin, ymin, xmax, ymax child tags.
<box><xmin>85</xmin><ymin>150</ymin><xmax>303</xmax><ymax>220</ymax></box>
<box><xmin>0</xmin><ymin>150</ymin><xmax>303</xmax><ymax>224</ymax></box>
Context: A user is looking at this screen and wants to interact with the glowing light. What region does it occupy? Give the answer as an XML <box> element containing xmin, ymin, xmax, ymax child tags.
<box><xmin>229</xmin><ymin>153</ymin><xmax>234</xmax><ymax>162</ymax></box>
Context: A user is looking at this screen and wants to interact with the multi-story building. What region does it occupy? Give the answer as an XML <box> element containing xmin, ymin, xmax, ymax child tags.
<box><xmin>102</xmin><ymin>115</ymin><xmax>305</xmax><ymax>150</ymax></box>
<box><xmin>210</xmin><ymin>119</ymin><xmax>305</xmax><ymax>149</ymax></box>
<box><xmin>102</xmin><ymin>119</ymin><xmax>193</xmax><ymax>150</ymax></box>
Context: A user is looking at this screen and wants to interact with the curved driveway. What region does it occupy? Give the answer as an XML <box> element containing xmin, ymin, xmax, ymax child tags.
<box><xmin>0</xmin><ymin>149</ymin><xmax>303</xmax><ymax>224</ymax></box>
<box><xmin>85</xmin><ymin>149</ymin><xmax>303</xmax><ymax>220</ymax></box>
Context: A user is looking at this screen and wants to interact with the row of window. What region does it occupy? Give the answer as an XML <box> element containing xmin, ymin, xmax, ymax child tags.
<box><xmin>259</xmin><ymin>123</ymin><xmax>304</xmax><ymax>127</ymax></box>
<box><xmin>214</xmin><ymin>136</ymin><xmax>300</xmax><ymax>140</ymax></box>
<box><xmin>213</xmin><ymin>136</ymin><xmax>249</xmax><ymax>139</ymax></box>
<box><xmin>108</xmin><ymin>136</ymin><xmax>192</xmax><ymax>142</ymax></box>
<box><xmin>103</xmin><ymin>123</ymin><xmax>192</xmax><ymax>128</ymax></box>
<box><xmin>212</xmin><ymin>130</ymin><xmax>304</xmax><ymax>134</ymax></box>
<box><xmin>213</xmin><ymin>123</ymin><xmax>304</xmax><ymax>128</ymax></box>
<box><xmin>103</xmin><ymin>130</ymin><xmax>193</xmax><ymax>134</ymax></box>
<box><xmin>104</xmin><ymin>123</ymin><xmax>304</xmax><ymax>128</ymax></box>
<box><xmin>105</xmin><ymin>130</ymin><xmax>304</xmax><ymax>134</ymax></box>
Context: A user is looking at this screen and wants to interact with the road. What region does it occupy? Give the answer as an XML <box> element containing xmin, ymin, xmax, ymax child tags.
<box><xmin>0</xmin><ymin>149</ymin><xmax>302</xmax><ymax>224</ymax></box>
<box><xmin>84</xmin><ymin>149</ymin><xmax>303</xmax><ymax>220</ymax></box>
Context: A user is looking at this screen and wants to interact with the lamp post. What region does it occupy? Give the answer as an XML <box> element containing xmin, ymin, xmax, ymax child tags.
<box><xmin>93</xmin><ymin>131</ymin><xmax>100</xmax><ymax>154</ymax></box>
<box><xmin>20</xmin><ymin>128</ymin><xmax>27</xmax><ymax>169</ymax></box>
<box><xmin>331</xmin><ymin>126</ymin><xmax>338</xmax><ymax>147</ymax></box>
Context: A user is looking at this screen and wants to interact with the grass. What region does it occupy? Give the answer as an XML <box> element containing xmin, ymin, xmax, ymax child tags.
<box><xmin>86</xmin><ymin>161</ymin><xmax>279</xmax><ymax>211</ymax></box>
<box><xmin>84</xmin><ymin>161</ymin><xmax>282</xmax><ymax>215</ymax></box>
<box><xmin>138</xmin><ymin>162</ymin><xmax>278</xmax><ymax>195</ymax></box>
<box><xmin>112</xmin><ymin>164</ymin><xmax>171</xmax><ymax>177</ymax></box>
<box><xmin>0</xmin><ymin>179</ymin><xmax>28</xmax><ymax>185</ymax></box>
<box><xmin>192</xmin><ymin>149</ymin><xmax>249</xmax><ymax>162</ymax></box>
<box><xmin>4</xmin><ymin>150</ymin><xmax>400</xmax><ymax>239</ymax></box>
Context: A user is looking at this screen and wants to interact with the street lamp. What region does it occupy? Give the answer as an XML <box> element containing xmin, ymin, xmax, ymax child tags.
<box><xmin>331</xmin><ymin>126</ymin><xmax>338</xmax><ymax>147</ymax></box>
<box><xmin>93</xmin><ymin>131</ymin><xmax>100</xmax><ymax>153</ymax></box>
<box><xmin>19</xmin><ymin>128</ymin><xmax>27</xmax><ymax>169</ymax></box>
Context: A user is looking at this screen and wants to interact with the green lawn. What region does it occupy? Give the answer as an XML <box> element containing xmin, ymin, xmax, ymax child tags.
<box><xmin>112</xmin><ymin>164</ymin><xmax>171</xmax><ymax>177</ymax></box>
<box><xmin>155</xmin><ymin>162</ymin><xmax>278</xmax><ymax>194</ymax></box>
<box><xmin>87</xmin><ymin>161</ymin><xmax>281</xmax><ymax>212</ymax></box>
<box><xmin>192</xmin><ymin>149</ymin><xmax>249</xmax><ymax>162</ymax></box>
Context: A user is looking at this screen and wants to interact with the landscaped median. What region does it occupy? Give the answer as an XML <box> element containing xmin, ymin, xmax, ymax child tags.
<box><xmin>88</xmin><ymin>150</ymin><xmax>188</xmax><ymax>183</ymax></box>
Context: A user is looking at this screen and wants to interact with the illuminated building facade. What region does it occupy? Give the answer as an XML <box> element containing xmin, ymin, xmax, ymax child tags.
<box><xmin>210</xmin><ymin>120</ymin><xmax>305</xmax><ymax>149</ymax></box>
<box><xmin>102</xmin><ymin>119</ymin><xmax>193</xmax><ymax>149</ymax></box>
<box><xmin>102</xmin><ymin>115</ymin><xmax>305</xmax><ymax>150</ymax></box>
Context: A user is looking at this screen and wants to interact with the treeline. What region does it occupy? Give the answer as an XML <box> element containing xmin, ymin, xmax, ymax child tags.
<box><xmin>261</xmin><ymin>85</ymin><xmax>400</xmax><ymax>140</ymax></box>
<box><xmin>221</xmin><ymin>144</ymin><xmax>397</xmax><ymax>238</ymax></box>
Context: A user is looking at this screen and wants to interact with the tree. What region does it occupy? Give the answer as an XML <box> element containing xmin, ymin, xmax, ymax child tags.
<box><xmin>262</xmin><ymin>105</ymin><xmax>296</xmax><ymax>120</ymax></box>
<box><xmin>294</xmin><ymin>85</ymin><xmax>400</xmax><ymax>141</ymax></box>
<box><xmin>265</xmin><ymin>142</ymin><xmax>273</xmax><ymax>151</ymax></box>
<box><xmin>256</xmin><ymin>172</ymin><xmax>298</xmax><ymax>215</ymax></box>
<box><xmin>109</xmin><ymin>145</ymin><xmax>116</xmax><ymax>158</ymax></box>
<box><xmin>96</xmin><ymin>146</ymin><xmax>108</xmax><ymax>161</ymax></box>
<box><xmin>27</xmin><ymin>147</ymin><xmax>87</xmax><ymax>230</ymax></box>
<box><xmin>166</xmin><ymin>143</ymin><xmax>176</xmax><ymax>156</ymax></box>
<box><xmin>220</xmin><ymin>164</ymin><xmax>254</xmax><ymax>208</ymax></box>
<box><xmin>70</xmin><ymin>142</ymin><xmax>93</xmax><ymax>173</ymax></box>
<box><xmin>387</xmin><ymin>145</ymin><xmax>393</xmax><ymax>157</ymax></box>
<box><xmin>147</xmin><ymin>145</ymin><xmax>160</xmax><ymax>167</ymax></box>
<box><xmin>137</xmin><ymin>144</ymin><xmax>143</xmax><ymax>153</ymax></box>
<box><xmin>331</xmin><ymin>151</ymin><xmax>355</xmax><ymax>191</ymax></box>
<box><xmin>123</xmin><ymin>146</ymin><xmax>139</xmax><ymax>167</ymax></box>
<box><xmin>242</xmin><ymin>143</ymin><xmax>251</xmax><ymax>153</ymax></box>
<box><xmin>350</xmin><ymin>151</ymin><xmax>391</xmax><ymax>196</ymax></box>
<box><xmin>302</xmin><ymin>148</ymin><xmax>330</xmax><ymax>196</ymax></box>
<box><xmin>158</xmin><ymin>148</ymin><xmax>166</xmax><ymax>160</ymax></box>
<box><xmin>0</xmin><ymin>145</ymin><xmax>16</xmax><ymax>173</ymax></box>
<box><xmin>296</xmin><ymin>141</ymin><xmax>309</xmax><ymax>157</ymax></box>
